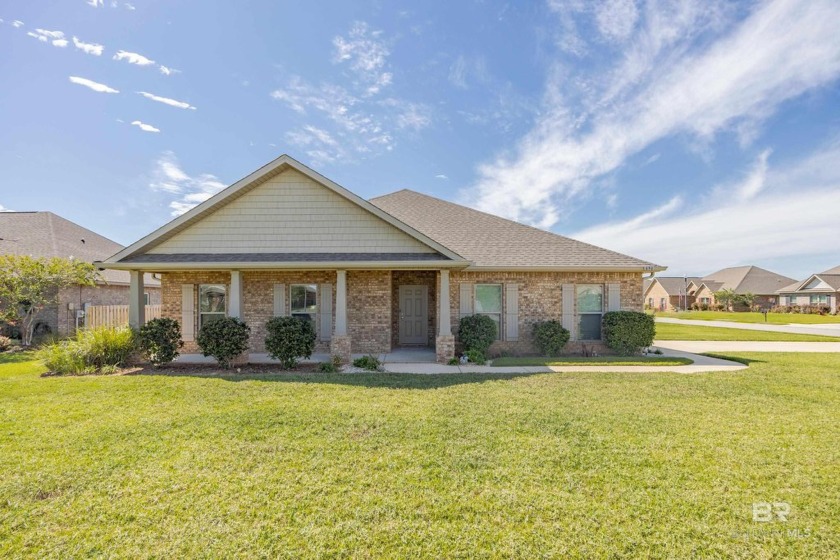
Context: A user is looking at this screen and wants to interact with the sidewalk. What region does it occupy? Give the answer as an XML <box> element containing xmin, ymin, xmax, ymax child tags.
<box><xmin>655</xmin><ymin>317</ymin><xmax>840</xmax><ymax>337</ymax></box>
<box><xmin>654</xmin><ymin>340</ymin><xmax>840</xmax><ymax>353</ymax></box>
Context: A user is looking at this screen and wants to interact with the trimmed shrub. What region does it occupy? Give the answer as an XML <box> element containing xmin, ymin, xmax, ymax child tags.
<box><xmin>0</xmin><ymin>335</ymin><xmax>11</xmax><ymax>352</ymax></box>
<box><xmin>353</xmin><ymin>355</ymin><xmax>381</xmax><ymax>371</ymax></box>
<box><xmin>196</xmin><ymin>317</ymin><xmax>250</xmax><ymax>368</ymax></box>
<box><xmin>264</xmin><ymin>316</ymin><xmax>316</xmax><ymax>369</ymax></box>
<box><xmin>602</xmin><ymin>311</ymin><xmax>655</xmax><ymax>355</ymax></box>
<box><xmin>138</xmin><ymin>318</ymin><xmax>183</xmax><ymax>366</ymax></box>
<box><xmin>457</xmin><ymin>314</ymin><xmax>497</xmax><ymax>355</ymax></box>
<box><xmin>532</xmin><ymin>320</ymin><xmax>570</xmax><ymax>357</ymax></box>
<box><xmin>37</xmin><ymin>326</ymin><xmax>136</xmax><ymax>375</ymax></box>
<box><xmin>465</xmin><ymin>349</ymin><xmax>486</xmax><ymax>365</ymax></box>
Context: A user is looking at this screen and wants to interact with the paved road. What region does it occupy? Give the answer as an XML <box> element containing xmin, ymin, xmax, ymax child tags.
<box><xmin>655</xmin><ymin>317</ymin><xmax>840</xmax><ymax>337</ymax></box>
<box><xmin>654</xmin><ymin>340</ymin><xmax>840</xmax><ymax>353</ymax></box>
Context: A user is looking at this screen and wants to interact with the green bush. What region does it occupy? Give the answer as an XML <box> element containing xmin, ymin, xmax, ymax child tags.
<box><xmin>466</xmin><ymin>349</ymin><xmax>486</xmax><ymax>365</ymax></box>
<box><xmin>532</xmin><ymin>320</ymin><xmax>570</xmax><ymax>357</ymax></box>
<box><xmin>457</xmin><ymin>315</ymin><xmax>497</xmax><ymax>355</ymax></box>
<box><xmin>264</xmin><ymin>316</ymin><xmax>316</xmax><ymax>369</ymax></box>
<box><xmin>196</xmin><ymin>317</ymin><xmax>250</xmax><ymax>369</ymax></box>
<box><xmin>138</xmin><ymin>318</ymin><xmax>183</xmax><ymax>366</ymax></box>
<box><xmin>37</xmin><ymin>326</ymin><xmax>137</xmax><ymax>375</ymax></box>
<box><xmin>0</xmin><ymin>335</ymin><xmax>11</xmax><ymax>352</ymax></box>
<box><xmin>602</xmin><ymin>311</ymin><xmax>655</xmax><ymax>355</ymax></box>
<box><xmin>353</xmin><ymin>355</ymin><xmax>381</xmax><ymax>371</ymax></box>
<box><xmin>318</xmin><ymin>356</ymin><xmax>342</xmax><ymax>373</ymax></box>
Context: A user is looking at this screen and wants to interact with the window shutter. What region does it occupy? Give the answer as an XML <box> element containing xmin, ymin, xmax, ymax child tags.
<box><xmin>562</xmin><ymin>284</ymin><xmax>575</xmax><ymax>340</ymax></box>
<box><xmin>505</xmin><ymin>283</ymin><xmax>519</xmax><ymax>341</ymax></box>
<box><xmin>608</xmin><ymin>283</ymin><xmax>621</xmax><ymax>312</ymax></box>
<box><xmin>273</xmin><ymin>284</ymin><xmax>286</xmax><ymax>317</ymax></box>
<box><xmin>181</xmin><ymin>284</ymin><xmax>195</xmax><ymax>341</ymax></box>
<box><xmin>459</xmin><ymin>283</ymin><xmax>474</xmax><ymax>319</ymax></box>
<box><xmin>320</xmin><ymin>284</ymin><xmax>333</xmax><ymax>341</ymax></box>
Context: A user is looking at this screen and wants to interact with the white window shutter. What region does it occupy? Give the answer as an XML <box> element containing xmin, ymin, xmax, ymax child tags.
<box><xmin>562</xmin><ymin>284</ymin><xmax>575</xmax><ymax>340</ymax></box>
<box><xmin>459</xmin><ymin>283</ymin><xmax>474</xmax><ymax>319</ymax></box>
<box><xmin>320</xmin><ymin>284</ymin><xmax>333</xmax><ymax>341</ymax></box>
<box><xmin>181</xmin><ymin>284</ymin><xmax>195</xmax><ymax>341</ymax></box>
<box><xmin>273</xmin><ymin>284</ymin><xmax>286</xmax><ymax>317</ymax></box>
<box><xmin>608</xmin><ymin>283</ymin><xmax>621</xmax><ymax>312</ymax></box>
<box><xmin>505</xmin><ymin>284</ymin><xmax>519</xmax><ymax>341</ymax></box>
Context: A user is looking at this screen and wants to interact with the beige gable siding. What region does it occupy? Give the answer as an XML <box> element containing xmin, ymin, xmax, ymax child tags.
<box><xmin>151</xmin><ymin>169</ymin><xmax>435</xmax><ymax>254</ymax></box>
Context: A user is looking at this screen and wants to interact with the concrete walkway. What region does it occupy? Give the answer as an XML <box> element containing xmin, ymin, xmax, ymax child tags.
<box><xmin>654</xmin><ymin>340</ymin><xmax>840</xmax><ymax>353</ymax></box>
<box><xmin>655</xmin><ymin>317</ymin><xmax>840</xmax><ymax>337</ymax></box>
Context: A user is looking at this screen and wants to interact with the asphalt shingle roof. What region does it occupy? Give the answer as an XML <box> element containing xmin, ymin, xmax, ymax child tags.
<box><xmin>701</xmin><ymin>266</ymin><xmax>795</xmax><ymax>295</ymax></box>
<box><xmin>648</xmin><ymin>277</ymin><xmax>701</xmax><ymax>295</ymax></box>
<box><xmin>369</xmin><ymin>190</ymin><xmax>662</xmax><ymax>270</ymax></box>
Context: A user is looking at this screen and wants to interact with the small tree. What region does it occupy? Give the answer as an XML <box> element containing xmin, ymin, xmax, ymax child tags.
<box><xmin>138</xmin><ymin>318</ymin><xmax>183</xmax><ymax>366</ymax></box>
<box><xmin>0</xmin><ymin>255</ymin><xmax>97</xmax><ymax>346</ymax></box>
<box><xmin>713</xmin><ymin>288</ymin><xmax>736</xmax><ymax>311</ymax></box>
<box><xmin>196</xmin><ymin>317</ymin><xmax>250</xmax><ymax>368</ymax></box>
<box><xmin>264</xmin><ymin>316</ymin><xmax>316</xmax><ymax>369</ymax></box>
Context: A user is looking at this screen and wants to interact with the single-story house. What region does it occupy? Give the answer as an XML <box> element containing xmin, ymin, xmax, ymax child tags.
<box><xmin>686</xmin><ymin>265</ymin><xmax>795</xmax><ymax>309</ymax></box>
<box><xmin>643</xmin><ymin>276</ymin><xmax>700</xmax><ymax>311</ymax></box>
<box><xmin>96</xmin><ymin>155</ymin><xmax>664</xmax><ymax>362</ymax></box>
<box><xmin>776</xmin><ymin>265</ymin><xmax>840</xmax><ymax>313</ymax></box>
<box><xmin>0</xmin><ymin>211</ymin><xmax>161</xmax><ymax>337</ymax></box>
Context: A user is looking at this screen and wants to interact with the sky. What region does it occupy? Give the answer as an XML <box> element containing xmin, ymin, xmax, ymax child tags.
<box><xmin>1</xmin><ymin>0</ymin><xmax>839</xmax><ymax>280</ymax></box>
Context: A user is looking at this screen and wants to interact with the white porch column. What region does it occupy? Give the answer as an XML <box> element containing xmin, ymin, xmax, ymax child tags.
<box><xmin>335</xmin><ymin>270</ymin><xmax>348</xmax><ymax>336</ymax></box>
<box><xmin>128</xmin><ymin>270</ymin><xmax>145</xmax><ymax>329</ymax></box>
<box><xmin>439</xmin><ymin>269</ymin><xmax>452</xmax><ymax>336</ymax></box>
<box><xmin>229</xmin><ymin>271</ymin><xmax>242</xmax><ymax>319</ymax></box>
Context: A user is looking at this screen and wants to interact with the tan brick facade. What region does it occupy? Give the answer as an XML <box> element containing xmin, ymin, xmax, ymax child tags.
<box><xmin>391</xmin><ymin>270</ymin><xmax>437</xmax><ymax>348</ymax></box>
<box><xmin>44</xmin><ymin>283</ymin><xmax>162</xmax><ymax>337</ymax></box>
<box><xmin>347</xmin><ymin>270</ymin><xmax>391</xmax><ymax>354</ymax></box>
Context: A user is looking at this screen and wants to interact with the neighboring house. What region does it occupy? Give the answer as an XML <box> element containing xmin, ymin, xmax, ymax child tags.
<box><xmin>776</xmin><ymin>265</ymin><xmax>840</xmax><ymax>313</ymax></box>
<box><xmin>689</xmin><ymin>265</ymin><xmax>796</xmax><ymax>308</ymax></box>
<box><xmin>97</xmin><ymin>155</ymin><xmax>664</xmax><ymax>362</ymax></box>
<box><xmin>0</xmin><ymin>211</ymin><xmax>161</xmax><ymax>337</ymax></box>
<box><xmin>643</xmin><ymin>277</ymin><xmax>700</xmax><ymax>311</ymax></box>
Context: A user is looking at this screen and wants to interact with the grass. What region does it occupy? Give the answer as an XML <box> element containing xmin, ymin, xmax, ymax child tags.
<box><xmin>2</xmin><ymin>351</ymin><xmax>839</xmax><ymax>557</ymax></box>
<box><xmin>491</xmin><ymin>355</ymin><xmax>693</xmax><ymax>367</ymax></box>
<box><xmin>654</xmin><ymin>322</ymin><xmax>840</xmax><ymax>341</ymax></box>
<box><xmin>655</xmin><ymin>311</ymin><xmax>840</xmax><ymax>324</ymax></box>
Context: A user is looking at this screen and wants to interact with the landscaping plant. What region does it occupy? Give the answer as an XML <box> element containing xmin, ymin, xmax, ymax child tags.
<box><xmin>352</xmin><ymin>355</ymin><xmax>381</xmax><ymax>371</ymax></box>
<box><xmin>37</xmin><ymin>326</ymin><xmax>137</xmax><ymax>375</ymax></box>
<box><xmin>264</xmin><ymin>316</ymin><xmax>316</xmax><ymax>369</ymax></box>
<box><xmin>196</xmin><ymin>317</ymin><xmax>250</xmax><ymax>368</ymax></box>
<box><xmin>602</xmin><ymin>311</ymin><xmax>655</xmax><ymax>355</ymax></box>
<box><xmin>138</xmin><ymin>318</ymin><xmax>183</xmax><ymax>366</ymax></box>
<box><xmin>457</xmin><ymin>314</ymin><xmax>497</xmax><ymax>356</ymax></box>
<box><xmin>0</xmin><ymin>335</ymin><xmax>11</xmax><ymax>352</ymax></box>
<box><xmin>532</xmin><ymin>320</ymin><xmax>571</xmax><ymax>357</ymax></box>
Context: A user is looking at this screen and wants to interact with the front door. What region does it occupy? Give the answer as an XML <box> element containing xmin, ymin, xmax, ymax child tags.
<box><xmin>399</xmin><ymin>285</ymin><xmax>428</xmax><ymax>345</ymax></box>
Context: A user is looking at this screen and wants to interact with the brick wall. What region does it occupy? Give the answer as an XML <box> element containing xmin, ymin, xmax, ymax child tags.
<box><xmin>347</xmin><ymin>270</ymin><xmax>391</xmax><ymax>354</ymax></box>
<box><xmin>48</xmin><ymin>284</ymin><xmax>162</xmax><ymax>337</ymax></box>
<box><xmin>391</xmin><ymin>270</ymin><xmax>437</xmax><ymax>347</ymax></box>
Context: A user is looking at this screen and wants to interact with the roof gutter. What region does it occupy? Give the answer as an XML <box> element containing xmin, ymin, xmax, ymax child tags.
<box><xmin>94</xmin><ymin>260</ymin><xmax>470</xmax><ymax>271</ymax></box>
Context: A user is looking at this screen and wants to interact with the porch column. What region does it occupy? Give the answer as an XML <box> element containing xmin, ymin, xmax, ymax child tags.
<box><xmin>335</xmin><ymin>270</ymin><xmax>347</xmax><ymax>336</ymax></box>
<box><xmin>435</xmin><ymin>269</ymin><xmax>455</xmax><ymax>363</ymax></box>
<box><xmin>128</xmin><ymin>270</ymin><xmax>145</xmax><ymax>329</ymax></box>
<box><xmin>229</xmin><ymin>271</ymin><xmax>242</xmax><ymax>318</ymax></box>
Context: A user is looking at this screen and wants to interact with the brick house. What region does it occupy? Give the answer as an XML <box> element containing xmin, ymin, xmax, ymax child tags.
<box><xmin>688</xmin><ymin>266</ymin><xmax>795</xmax><ymax>309</ymax></box>
<box><xmin>0</xmin><ymin>211</ymin><xmax>160</xmax><ymax>337</ymax></box>
<box><xmin>776</xmin><ymin>265</ymin><xmax>840</xmax><ymax>313</ymax></box>
<box><xmin>97</xmin><ymin>155</ymin><xmax>663</xmax><ymax>362</ymax></box>
<box><xmin>643</xmin><ymin>277</ymin><xmax>700</xmax><ymax>311</ymax></box>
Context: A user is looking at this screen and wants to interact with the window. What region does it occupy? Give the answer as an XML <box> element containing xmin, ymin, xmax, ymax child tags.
<box><xmin>810</xmin><ymin>294</ymin><xmax>828</xmax><ymax>305</ymax></box>
<box><xmin>291</xmin><ymin>284</ymin><xmax>318</xmax><ymax>324</ymax></box>
<box><xmin>577</xmin><ymin>285</ymin><xmax>603</xmax><ymax>340</ymax></box>
<box><xmin>700</xmin><ymin>297</ymin><xmax>710</xmax><ymax>304</ymax></box>
<box><xmin>144</xmin><ymin>292</ymin><xmax>150</xmax><ymax>305</ymax></box>
<box><xmin>659</xmin><ymin>297</ymin><xmax>666</xmax><ymax>310</ymax></box>
<box><xmin>648</xmin><ymin>297</ymin><xmax>654</xmax><ymax>308</ymax></box>
<box><xmin>474</xmin><ymin>284</ymin><xmax>502</xmax><ymax>340</ymax></box>
<box><xmin>199</xmin><ymin>284</ymin><xmax>226</xmax><ymax>328</ymax></box>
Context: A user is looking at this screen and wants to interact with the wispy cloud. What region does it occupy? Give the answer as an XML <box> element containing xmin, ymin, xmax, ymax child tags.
<box><xmin>137</xmin><ymin>91</ymin><xmax>196</xmax><ymax>110</ymax></box>
<box><xmin>68</xmin><ymin>76</ymin><xmax>119</xmax><ymax>94</ymax></box>
<box><xmin>11</xmin><ymin>20</ymin><xmax>24</xmax><ymax>28</ymax></box>
<box><xmin>27</xmin><ymin>29</ymin><xmax>68</xmax><ymax>47</ymax></box>
<box><xmin>149</xmin><ymin>152</ymin><xmax>227</xmax><ymax>216</ymax></box>
<box><xmin>0</xmin><ymin>204</ymin><xmax>13</xmax><ymax>212</ymax></box>
<box><xmin>113</xmin><ymin>50</ymin><xmax>155</xmax><ymax>66</ymax></box>
<box><xmin>159</xmin><ymin>65</ymin><xmax>179</xmax><ymax>76</ymax></box>
<box><xmin>332</xmin><ymin>22</ymin><xmax>392</xmax><ymax>95</ymax></box>
<box><xmin>464</xmin><ymin>0</ymin><xmax>840</xmax><ymax>229</ymax></box>
<box><xmin>87</xmin><ymin>0</ymin><xmax>103</xmax><ymax>7</ymax></box>
<box><xmin>435</xmin><ymin>174</ymin><xmax>448</xmax><ymax>180</ymax></box>
<box><xmin>448</xmin><ymin>54</ymin><xmax>489</xmax><ymax>89</ymax></box>
<box><xmin>131</xmin><ymin>120</ymin><xmax>160</xmax><ymax>133</ymax></box>
<box><xmin>124</xmin><ymin>2</ymin><xmax>135</xmax><ymax>10</ymax></box>
<box><xmin>72</xmin><ymin>36</ymin><xmax>104</xmax><ymax>56</ymax></box>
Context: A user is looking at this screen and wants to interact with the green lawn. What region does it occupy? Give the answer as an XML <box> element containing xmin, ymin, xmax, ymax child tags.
<box><xmin>655</xmin><ymin>310</ymin><xmax>840</xmax><ymax>324</ymax></box>
<box><xmin>654</xmin><ymin>322</ymin><xmax>840</xmax><ymax>341</ymax></box>
<box><xmin>2</xmin><ymin>352</ymin><xmax>839</xmax><ymax>557</ymax></box>
<box><xmin>491</xmin><ymin>356</ymin><xmax>693</xmax><ymax>367</ymax></box>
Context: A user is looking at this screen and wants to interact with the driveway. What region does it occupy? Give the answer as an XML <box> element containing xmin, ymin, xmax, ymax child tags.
<box><xmin>655</xmin><ymin>340</ymin><xmax>840</xmax><ymax>353</ymax></box>
<box><xmin>655</xmin><ymin>317</ymin><xmax>840</xmax><ymax>337</ymax></box>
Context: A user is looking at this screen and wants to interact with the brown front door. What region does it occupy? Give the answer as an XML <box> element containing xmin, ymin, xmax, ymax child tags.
<box><xmin>399</xmin><ymin>285</ymin><xmax>428</xmax><ymax>345</ymax></box>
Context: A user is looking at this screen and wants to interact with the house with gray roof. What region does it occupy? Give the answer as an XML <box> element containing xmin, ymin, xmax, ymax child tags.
<box><xmin>97</xmin><ymin>154</ymin><xmax>664</xmax><ymax>362</ymax></box>
<box><xmin>688</xmin><ymin>265</ymin><xmax>795</xmax><ymax>309</ymax></box>
<box><xmin>0</xmin><ymin>211</ymin><xmax>160</xmax><ymax>337</ymax></box>
<box><xmin>776</xmin><ymin>265</ymin><xmax>840</xmax><ymax>313</ymax></box>
<box><xmin>643</xmin><ymin>276</ymin><xmax>700</xmax><ymax>311</ymax></box>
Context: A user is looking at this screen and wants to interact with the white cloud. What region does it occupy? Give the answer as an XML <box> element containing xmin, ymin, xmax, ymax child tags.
<box><xmin>113</xmin><ymin>50</ymin><xmax>155</xmax><ymax>66</ymax></box>
<box><xmin>12</xmin><ymin>20</ymin><xmax>24</xmax><ymax>28</ymax></box>
<box><xmin>125</xmin><ymin>2</ymin><xmax>136</xmax><ymax>10</ymax></box>
<box><xmin>575</xmin><ymin>144</ymin><xmax>840</xmax><ymax>273</ymax></box>
<box><xmin>27</xmin><ymin>29</ymin><xmax>68</xmax><ymax>47</ymax></box>
<box><xmin>87</xmin><ymin>0</ymin><xmax>103</xmax><ymax>6</ymax></box>
<box><xmin>72</xmin><ymin>36</ymin><xmax>104</xmax><ymax>56</ymax></box>
<box><xmin>159</xmin><ymin>65</ymin><xmax>179</xmax><ymax>76</ymax></box>
<box><xmin>149</xmin><ymin>152</ymin><xmax>227</xmax><ymax>216</ymax></box>
<box><xmin>435</xmin><ymin>174</ymin><xmax>448</xmax><ymax>180</ymax></box>
<box><xmin>595</xmin><ymin>0</ymin><xmax>639</xmax><ymax>42</ymax></box>
<box><xmin>68</xmin><ymin>76</ymin><xmax>119</xmax><ymax>94</ymax></box>
<box><xmin>137</xmin><ymin>91</ymin><xmax>196</xmax><ymax>110</ymax></box>
<box><xmin>0</xmin><ymin>204</ymin><xmax>13</xmax><ymax>212</ymax></box>
<box><xmin>131</xmin><ymin>120</ymin><xmax>160</xmax><ymax>133</ymax></box>
<box><xmin>465</xmin><ymin>0</ymin><xmax>840</xmax><ymax>229</ymax></box>
<box><xmin>332</xmin><ymin>22</ymin><xmax>392</xmax><ymax>95</ymax></box>
<box><xmin>448</xmin><ymin>54</ymin><xmax>489</xmax><ymax>89</ymax></box>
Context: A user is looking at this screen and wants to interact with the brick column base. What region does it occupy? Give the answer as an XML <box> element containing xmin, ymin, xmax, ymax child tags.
<box><xmin>435</xmin><ymin>335</ymin><xmax>455</xmax><ymax>363</ymax></box>
<box><xmin>330</xmin><ymin>335</ymin><xmax>352</xmax><ymax>364</ymax></box>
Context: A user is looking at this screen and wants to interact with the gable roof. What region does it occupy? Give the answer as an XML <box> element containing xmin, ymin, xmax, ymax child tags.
<box><xmin>778</xmin><ymin>274</ymin><xmax>840</xmax><ymax>293</ymax></box>
<box><xmin>102</xmin><ymin>155</ymin><xmax>465</xmax><ymax>269</ymax></box>
<box><xmin>820</xmin><ymin>264</ymin><xmax>840</xmax><ymax>275</ymax></box>
<box><xmin>0</xmin><ymin>212</ymin><xmax>158</xmax><ymax>286</ymax></box>
<box><xmin>701</xmin><ymin>265</ymin><xmax>796</xmax><ymax>295</ymax></box>
<box><xmin>645</xmin><ymin>276</ymin><xmax>701</xmax><ymax>296</ymax></box>
<box><xmin>370</xmin><ymin>189</ymin><xmax>664</xmax><ymax>271</ymax></box>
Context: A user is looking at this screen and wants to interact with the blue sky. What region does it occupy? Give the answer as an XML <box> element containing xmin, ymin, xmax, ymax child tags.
<box><xmin>1</xmin><ymin>0</ymin><xmax>839</xmax><ymax>279</ymax></box>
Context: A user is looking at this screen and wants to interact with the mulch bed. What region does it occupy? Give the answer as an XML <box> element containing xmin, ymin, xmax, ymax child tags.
<box><xmin>41</xmin><ymin>362</ymin><xmax>327</xmax><ymax>377</ymax></box>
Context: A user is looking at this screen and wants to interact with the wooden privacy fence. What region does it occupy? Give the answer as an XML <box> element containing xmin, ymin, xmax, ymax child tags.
<box><xmin>84</xmin><ymin>305</ymin><xmax>162</xmax><ymax>329</ymax></box>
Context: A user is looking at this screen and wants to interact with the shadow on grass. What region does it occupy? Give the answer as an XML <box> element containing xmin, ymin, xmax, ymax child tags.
<box><xmin>700</xmin><ymin>353</ymin><xmax>766</xmax><ymax>365</ymax></box>
<box><xmin>0</xmin><ymin>351</ymin><xmax>38</xmax><ymax>365</ymax></box>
